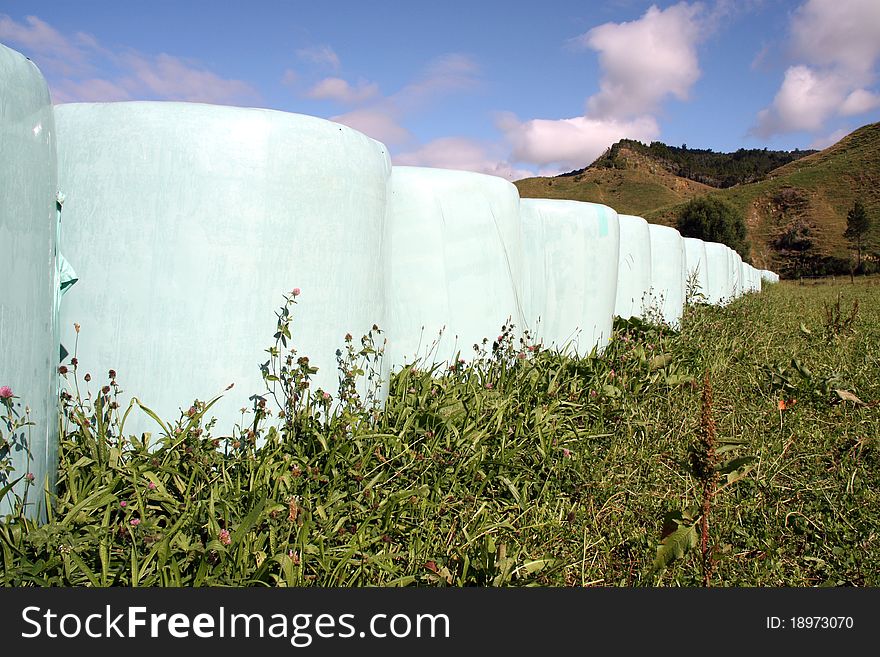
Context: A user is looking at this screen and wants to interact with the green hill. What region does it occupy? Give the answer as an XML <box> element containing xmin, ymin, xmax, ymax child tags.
<box><xmin>515</xmin><ymin>123</ymin><xmax>880</xmax><ymax>277</ymax></box>
<box><xmin>515</xmin><ymin>144</ymin><xmax>715</xmax><ymax>217</ymax></box>
<box><xmin>574</xmin><ymin>139</ymin><xmax>816</xmax><ymax>188</ymax></box>
<box><xmin>647</xmin><ymin>123</ymin><xmax>880</xmax><ymax>275</ymax></box>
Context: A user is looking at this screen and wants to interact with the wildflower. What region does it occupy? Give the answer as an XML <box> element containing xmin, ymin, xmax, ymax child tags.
<box><xmin>0</xmin><ymin>386</ymin><xmax>13</xmax><ymax>399</ymax></box>
<box><xmin>25</xmin><ymin>472</ymin><xmax>35</xmax><ymax>482</ymax></box>
<box><xmin>517</xmin><ymin>352</ymin><xmax>526</xmax><ymax>360</ymax></box>
<box><xmin>485</xmin><ymin>383</ymin><xmax>493</xmax><ymax>389</ymax></box>
<box><xmin>147</xmin><ymin>481</ymin><xmax>157</xmax><ymax>490</ymax></box>
<box><xmin>187</xmin><ymin>406</ymin><xmax>197</xmax><ymax>417</ymax></box>
<box><xmin>345</xmin><ymin>333</ymin><xmax>352</xmax><ymax>341</ymax></box>
<box><xmin>70</xmin><ymin>357</ymin><xmax>78</xmax><ymax>367</ymax></box>
<box><xmin>130</xmin><ymin>518</ymin><xmax>140</xmax><ymax>527</ymax></box>
<box><xmin>219</xmin><ymin>529</ymin><xmax>231</xmax><ymax>545</ymax></box>
<box><xmin>101</xmin><ymin>385</ymin><xmax>110</xmax><ymax>394</ymax></box>
<box><xmin>108</xmin><ymin>369</ymin><xmax>116</xmax><ymax>379</ymax></box>
<box><xmin>84</xmin><ymin>373</ymin><xmax>91</xmax><ymax>382</ymax></box>
<box><xmin>58</xmin><ymin>365</ymin><xmax>69</xmax><ymax>375</ymax></box>
<box><xmin>562</xmin><ymin>448</ymin><xmax>572</xmax><ymax>458</ymax></box>
<box><xmin>323</xmin><ymin>392</ymin><xmax>331</xmax><ymax>401</ymax></box>
<box><xmin>778</xmin><ymin>398</ymin><xmax>796</xmax><ymax>411</ymax></box>
<box><xmin>119</xmin><ymin>501</ymin><xmax>127</xmax><ymax>508</ymax></box>
<box><xmin>609</xmin><ymin>369</ymin><xmax>616</xmax><ymax>378</ymax></box>
<box><xmin>74</xmin><ymin>322</ymin><xmax>80</xmax><ymax>333</ymax></box>
<box><xmin>292</xmin><ymin>288</ymin><xmax>301</xmax><ymax>297</ymax></box>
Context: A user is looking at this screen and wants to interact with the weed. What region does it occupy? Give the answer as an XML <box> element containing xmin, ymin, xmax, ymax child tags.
<box><xmin>823</xmin><ymin>292</ymin><xmax>859</xmax><ymax>337</ymax></box>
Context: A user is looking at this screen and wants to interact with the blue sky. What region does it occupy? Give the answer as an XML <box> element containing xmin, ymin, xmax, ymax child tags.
<box><xmin>2</xmin><ymin>0</ymin><xmax>879</xmax><ymax>180</ymax></box>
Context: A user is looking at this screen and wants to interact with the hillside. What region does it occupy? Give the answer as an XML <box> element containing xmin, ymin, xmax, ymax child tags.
<box><xmin>515</xmin><ymin>123</ymin><xmax>880</xmax><ymax>277</ymax></box>
<box><xmin>646</xmin><ymin>122</ymin><xmax>880</xmax><ymax>275</ymax></box>
<box><xmin>515</xmin><ymin>153</ymin><xmax>714</xmax><ymax>217</ymax></box>
<box><xmin>569</xmin><ymin>139</ymin><xmax>815</xmax><ymax>188</ymax></box>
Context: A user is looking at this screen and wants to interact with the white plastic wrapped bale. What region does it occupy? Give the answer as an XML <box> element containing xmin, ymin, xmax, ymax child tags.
<box><xmin>683</xmin><ymin>238</ymin><xmax>709</xmax><ymax>302</ymax></box>
<box><xmin>760</xmin><ymin>270</ymin><xmax>779</xmax><ymax>284</ymax></box>
<box><xmin>614</xmin><ymin>214</ymin><xmax>652</xmax><ymax>320</ymax></box>
<box><xmin>56</xmin><ymin>102</ymin><xmax>391</xmax><ymax>437</ymax></box>
<box><xmin>647</xmin><ymin>224</ymin><xmax>686</xmax><ymax>327</ymax></box>
<box><xmin>728</xmin><ymin>249</ymin><xmax>744</xmax><ymax>297</ymax></box>
<box><xmin>383</xmin><ymin>166</ymin><xmax>524</xmax><ymax>372</ymax></box>
<box><xmin>748</xmin><ymin>265</ymin><xmax>761</xmax><ymax>292</ymax></box>
<box><xmin>520</xmin><ymin>199</ymin><xmax>619</xmax><ymax>355</ymax></box>
<box><xmin>0</xmin><ymin>44</ymin><xmax>57</xmax><ymax>517</ymax></box>
<box><xmin>703</xmin><ymin>242</ymin><xmax>732</xmax><ymax>305</ymax></box>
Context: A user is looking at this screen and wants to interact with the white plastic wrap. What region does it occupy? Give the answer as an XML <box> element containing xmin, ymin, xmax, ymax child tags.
<box><xmin>703</xmin><ymin>242</ymin><xmax>731</xmax><ymax>305</ymax></box>
<box><xmin>747</xmin><ymin>265</ymin><xmax>761</xmax><ymax>292</ymax></box>
<box><xmin>521</xmin><ymin>199</ymin><xmax>619</xmax><ymax>354</ymax></box>
<box><xmin>728</xmin><ymin>249</ymin><xmax>744</xmax><ymax>297</ymax></box>
<box><xmin>0</xmin><ymin>44</ymin><xmax>57</xmax><ymax>517</ymax></box>
<box><xmin>648</xmin><ymin>224</ymin><xmax>686</xmax><ymax>327</ymax></box>
<box><xmin>760</xmin><ymin>270</ymin><xmax>779</xmax><ymax>284</ymax></box>
<box><xmin>383</xmin><ymin>166</ymin><xmax>524</xmax><ymax>371</ymax></box>
<box><xmin>56</xmin><ymin>102</ymin><xmax>391</xmax><ymax>437</ymax></box>
<box><xmin>614</xmin><ymin>214</ymin><xmax>652</xmax><ymax>320</ymax></box>
<box><xmin>683</xmin><ymin>237</ymin><xmax>709</xmax><ymax>302</ymax></box>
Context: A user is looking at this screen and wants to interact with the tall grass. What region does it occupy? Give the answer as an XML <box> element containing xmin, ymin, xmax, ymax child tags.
<box><xmin>2</xmin><ymin>277</ymin><xmax>878</xmax><ymax>586</ymax></box>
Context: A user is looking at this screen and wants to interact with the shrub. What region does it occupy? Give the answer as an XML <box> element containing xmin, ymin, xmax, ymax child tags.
<box><xmin>676</xmin><ymin>196</ymin><xmax>750</xmax><ymax>260</ymax></box>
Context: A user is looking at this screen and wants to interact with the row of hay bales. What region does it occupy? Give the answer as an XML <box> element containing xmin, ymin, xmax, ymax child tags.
<box><xmin>1</xmin><ymin>44</ymin><xmax>777</xmax><ymax>517</ymax></box>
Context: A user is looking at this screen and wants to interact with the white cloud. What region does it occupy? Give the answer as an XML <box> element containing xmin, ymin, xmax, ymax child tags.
<box><xmin>490</xmin><ymin>2</ymin><xmax>696</xmax><ymax>172</ymax></box>
<box><xmin>295</xmin><ymin>45</ymin><xmax>340</xmax><ymax>70</ymax></box>
<box><xmin>753</xmin><ymin>0</ymin><xmax>880</xmax><ymax>137</ymax></box>
<box><xmin>498</xmin><ymin>112</ymin><xmax>660</xmax><ymax>171</ymax></box>
<box><xmin>790</xmin><ymin>0</ymin><xmax>880</xmax><ymax>75</ymax></box>
<box><xmin>330</xmin><ymin>54</ymin><xmax>481</xmax><ymax>148</ymax></box>
<box><xmin>753</xmin><ymin>66</ymin><xmax>848</xmax><ymax>136</ymax></box>
<box><xmin>0</xmin><ymin>14</ymin><xmax>258</xmax><ymax>105</ymax></box>
<box><xmin>52</xmin><ymin>78</ymin><xmax>131</xmax><ymax>103</ymax></box>
<box><xmin>0</xmin><ymin>14</ymin><xmax>94</xmax><ymax>76</ymax></box>
<box><xmin>576</xmin><ymin>2</ymin><xmax>704</xmax><ymax>118</ymax></box>
<box><xmin>331</xmin><ymin>107</ymin><xmax>413</xmax><ymax>146</ymax></box>
<box><xmin>306</xmin><ymin>77</ymin><xmax>380</xmax><ymax>104</ymax></box>
<box><xmin>394</xmin><ymin>137</ymin><xmax>536</xmax><ymax>181</ymax></box>
<box><xmin>808</xmin><ymin>127</ymin><xmax>851</xmax><ymax>150</ymax></box>
<box><xmin>839</xmin><ymin>88</ymin><xmax>880</xmax><ymax>116</ymax></box>
<box><xmin>119</xmin><ymin>52</ymin><xmax>258</xmax><ymax>104</ymax></box>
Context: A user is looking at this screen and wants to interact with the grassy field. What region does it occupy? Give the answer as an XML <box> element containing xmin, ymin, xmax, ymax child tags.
<box><xmin>2</xmin><ymin>277</ymin><xmax>878</xmax><ymax>586</ymax></box>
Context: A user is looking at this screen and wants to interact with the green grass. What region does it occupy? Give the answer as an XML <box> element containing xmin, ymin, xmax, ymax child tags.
<box><xmin>515</xmin><ymin>165</ymin><xmax>712</xmax><ymax>218</ymax></box>
<box><xmin>2</xmin><ymin>277</ymin><xmax>878</xmax><ymax>586</ymax></box>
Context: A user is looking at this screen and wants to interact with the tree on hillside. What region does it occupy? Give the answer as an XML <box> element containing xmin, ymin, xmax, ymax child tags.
<box><xmin>844</xmin><ymin>200</ymin><xmax>872</xmax><ymax>270</ymax></box>
<box><xmin>676</xmin><ymin>196</ymin><xmax>750</xmax><ymax>260</ymax></box>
